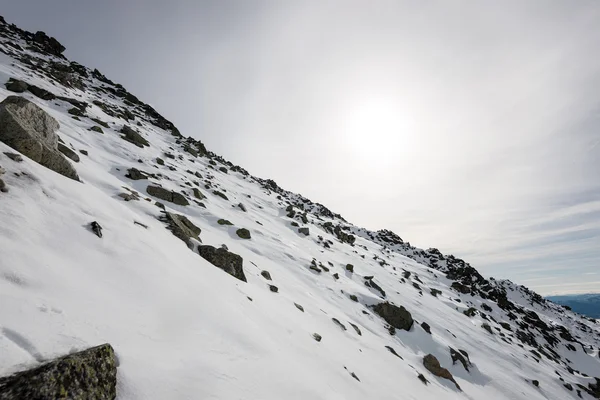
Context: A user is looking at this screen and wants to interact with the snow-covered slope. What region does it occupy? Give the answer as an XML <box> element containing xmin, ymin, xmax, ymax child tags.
<box><xmin>0</xmin><ymin>16</ymin><xmax>599</xmax><ymax>400</ymax></box>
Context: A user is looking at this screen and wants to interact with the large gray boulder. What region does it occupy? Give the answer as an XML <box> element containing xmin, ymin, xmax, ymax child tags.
<box><xmin>198</xmin><ymin>245</ymin><xmax>247</xmax><ymax>282</ymax></box>
<box><xmin>0</xmin><ymin>343</ymin><xmax>117</xmax><ymax>399</ymax></box>
<box><xmin>161</xmin><ymin>212</ymin><xmax>201</xmax><ymax>248</ymax></box>
<box><xmin>0</xmin><ymin>96</ymin><xmax>79</xmax><ymax>180</ymax></box>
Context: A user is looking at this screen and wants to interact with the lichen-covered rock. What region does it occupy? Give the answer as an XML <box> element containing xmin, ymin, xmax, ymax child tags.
<box><xmin>120</xmin><ymin>125</ymin><xmax>149</xmax><ymax>148</ymax></box>
<box><xmin>5</xmin><ymin>78</ymin><xmax>27</xmax><ymax>93</ymax></box>
<box><xmin>217</xmin><ymin>219</ymin><xmax>233</xmax><ymax>226</ymax></box>
<box><xmin>146</xmin><ymin>185</ymin><xmax>189</xmax><ymax>206</ymax></box>
<box><xmin>0</xmin><ymin>343</ymin><xmax>117</xmax><ymax>400</ymax></box>
<box><xmin>57</xmin><ymin>143</ymin><xmax>80</xmax><ymax>162</ymax></box>
<box><xmin>236</xmin><ymin>228</ymin><xmax>251</xmax><ymax>239</ymax></box>
<box><xmin>28</xmin><ymin>85</ymin><xmax>56</xmax><ymax>101</ymax></box>
<box><xmin>423</xmin><ymin>354</ymin><xmax>460</xmax><ymax>390</ymax></box>
<box><xmin>212</xmin><ymin>190</ymin><xmax>228</xmax><ymax>201</ymax></box>
<box><xmin>198</xmin><ymin>245</ymin><xmax>247</xmax><ymax>282</ymax></box>
<box><xmin>0</xmin><ymin>96</ymin><xmax>79</xmax><ymax>180</ymax></box>
<box><xmin>373</xmin><ymin>302</ymin><xmax>414</xmax><ymax>332</ymax></box>
<box><xmin>261</xmin><ymin>270</ymin><xmax>272</xmax><ymax>280</ymax></box>
<box><xmin>345</xmin><ymin>264</ymin><xmax>354</xmax><ymax>273</ymax></box>
<box><xmin>89</xmin><ymin>125</ymin><xmax>104</xmax><ymax>134</ymax></box>
<box><xmin>298</xmin><ymin>227</ymin><xmax>309</xmax><ymax>236</ymax></box>
<box><xmin>161</xmin><ymin>212</ymin><xmax>201</xmax><ymax>248</ymax></box>
<box><xmin>193</xmin><ymin>188</ymin><xmax>206</xmax><ymax>200</ymax></box>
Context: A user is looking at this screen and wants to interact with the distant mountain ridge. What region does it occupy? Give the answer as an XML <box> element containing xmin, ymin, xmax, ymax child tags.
<box><xmin>547</xmin><ymin>294</ymin><xmax>600</xmax><ymax>319</ymax></box>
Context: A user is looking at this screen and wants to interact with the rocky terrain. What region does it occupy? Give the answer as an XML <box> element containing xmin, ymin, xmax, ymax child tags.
<box><xmin>0</xmin><ymin>15</ymin><xmax>599</xmax><ymax>400</ymax></box>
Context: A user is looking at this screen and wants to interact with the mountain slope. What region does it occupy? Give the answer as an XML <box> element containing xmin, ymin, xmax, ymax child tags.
<box><xmin>0</xmin><ymin>16</ymin><xmax>599</xmax><ymax>400</ymax></box>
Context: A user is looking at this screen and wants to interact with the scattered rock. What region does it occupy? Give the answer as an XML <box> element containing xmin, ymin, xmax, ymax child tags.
<box><xmin>482</xmin><ymin>323</ymin><xmax>494</xmax><ymax>334</ymax></box>
<box><xmin>236</xmin><ymin>228</ymin><xmax>251</xmax><ymax>239</ymax></box>
<box><xmin>0</xmin><ymin>96</ymin><xmax>79</xmax><ymax>180</ymax></box>
<box><xmin>418</xmin><ymin>373</ymin><xmax>429</xmax><ymax>385</ymax></box>
<box><xmin>3</xmin><ymin>152</ymin><xmax>22</xmax><ymax>162</ymax></box>
<box><xmin>294</xmin><ymin>303</ymin><xmax>304</xmax><ymax>312</ymax></box>
<box><xmin>349</xmin><ymin>322</ymin><xmax>362</xmax><ymax>336</ymax></box>
<box><xmin>120</xmin><ymin>125</ymin><xmax>149</xmax><ymax>148</ymax></box>
<box><xmin>269</xmin><ymin>284</ymin><xmax>279</xmax><ymax>293</ymax></box>
<box><xmin>198</xmin><ymin>245</ymin><xmax>247</xmax><ymax>282</ymax></box>
<box><xmin>27</xmin><ymin>84</ymin><xmax>56</xmax><ymax>101</ymax></box>
<box><xmin>332</xmin><ymin>318</ymin><xmax>347</xmax><ymax>331</ymax></box>
<box><xmin>212</xmin><ymin>190</ymin><xmax>228</xmax><ymax>200</ymax></box>
<box><xmin>161</xmin><ymin>212</ymin><xmax>201</xmax><ymax>248</ymax></box>
<box><xmin>430</xmin><ymin>288</ymin><xmax>442</xmax><ymax>297</ymax></box>
<box><xmin>421</xmin><ymin>322</ymin><xmax>431</xmax><ymax>334</ymax></box>
<box><xmin>312</xmin><ymin>333</ymin><xmax>322</xmax><ymax>342</ymax></box>
<box><xmin>193</xmin><ymin>188</ymin><xmax>206</xmax><ymax>200</ymax></box>
<box><xmin>237</xmin><ymin>203</ymin><xmax>247</xmax><ymax>212</ymax></box>
<box><xmin>349</xmin><ymin>294</ymin><xmax>358</xmax><ymax>302</ymax></box>
<box><xmin>217</xmin><ymin>219</ymin><xmax>233</xmax><ymax>226</ymax></box>
<box><xmin>298</xmin><ymin>227</ymin><xmax>309</xmax><ymax>236</ymax></box>
<box><xmin>125</xmin><ymin>167</ymin><xmax>151</xmax><ymax>180</ymax></box>
<box><xmin>0</xmin><ymin>178</ymin><xmax>6</xmax><ymax>193</ymax></box>
<box><xmin>463</xmin><ymin>307</ymin><xmax>477</xmax><ymax>317</ymax></box>
<box><xmin>532</xmin><ymin>380</ymin><xmax>539</xmax><ymax>387</ymax></box>
<box><xmin>89</xmin><ymin>125</ymin><xmax>104</xmax><ymax>134</ymax></box>
<box><xmin>423</xmin><ymin>354</ymin><xmax>461</xmax><ymax>390</ymax></box>
<box><xmin>146</xmin><ymin>185</ymin><xmax>189</xmax><ymax>206</ymax></box>
<box><xmin>90</xmin><ymin>221</ymin><xmax>103</xmax><ymax>238</ymax></box>
<box><xmin>68</xmin><ymin>107</ymin><xmax>86</xmax><ymax>117</ymax></box>
<box><xmin>373</xmin><ymin>302</ymin><xmax>414</xmax><ymax>332</ymax></box>
<box><xmin>0</xmin><ymin>343</ymin><xmax>116</xmax><ymax>400</ymax></box>
<box><xmin>260</xmin><ymin>270</ymin><xmax>272</xmax><ymax>280</ymax></box>
<box><xmin>450</xmin><ymin>348</ymin><xmax>470</xmax><ymax>371</ymax></box>
<box><xmin>385</xmin><ymin>346</ymin><xmax>403</xmax><ymax>359</ymax></box>
<box><xmin>57</xmin><ymin>143</ymin><xmax>80</xmax><ymax>162</ymax></box>
<box><xmin>345</xmin><ymin>264</ymin><xmax>354</xmax><ymax>273</ymax></box>
<box><xmin>156</xmin><ymin>157</ymin><xmax>164</xmax><ymax>165</ymax></box>
<box><xmin>79</xmin><ymin>149</ymin><xmax>88</xmax><ymax>156</ymax></box>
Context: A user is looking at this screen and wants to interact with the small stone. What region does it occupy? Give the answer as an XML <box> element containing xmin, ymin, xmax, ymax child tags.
<box><xmin>156</xmin><ymin>157</ymin><xmax>164</xmax><ymax>165</ymax></box>
<box><xmin>294</xmin><ymin>303</ymin><xmax>304</xmax><ymax>312</ymax></box>
<box><xmin>236</xmin><ymin>228</ymin><xmax>251</xmax><ymax>239</ymax></box>
<box><xmin>89</xmin><ymin>125</ymin><xmax>104</xmax><ymax>134</ymax></box>
<box><xmin>345</xmin><ymin>264</ymin><xmax>354</xmax><ymax>272</ymax></box>
<box><xmin>238</xmin><ymin>203</ymin><xmax>247</xmax><ymax>212</ymax></box>
<box><xmin>532</xmin><ymin>380</ymin><xmax>539</xmax><ymax>387</ymax></box>
<box><xmin>260</xmin><ymin>270</ymin><xmax>272</xmax><ymax>280</ymax></box>
<box><xmin>298</xmin><ymin>227</ymin><xmax>309</xmax><ymax>236</ymax></box>
<box><xmin>3</xmin><ymin>152</ymin><xmax>23</xmax><ymax>162</ymax></box>
<box><xmin>90</xmin><ymin>221</ymin><xmax>103</xmax><ymax>238</ymax></box>
<box><xmin>217</xmin><ymin>219</ymin><xmax>233</xmax><ymax>226</ymax></box>
<box><xmin>269</xmin><ymin>284</ymin><xmax>279</xmax><ymax>293</ymax></box>
<box><xmin>79</xmin><ymin>149</ymin><xmax>88</xmax><ymax>156</ymax></box>
<box><xmin>312</xmin><ymin>333</ymin><xmax>322</xmax><ymax>342</ymax></box>
<box><xmin>421</xmin><ymin>322</ymin><xmax>431</xmax><ymax>334</ymax></box>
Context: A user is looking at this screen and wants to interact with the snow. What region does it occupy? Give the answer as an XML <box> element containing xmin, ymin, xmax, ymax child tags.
<box><xmin>0</xmin><ymin>27</ymin><xmax>599</xmax><ymax>400</ymax></box>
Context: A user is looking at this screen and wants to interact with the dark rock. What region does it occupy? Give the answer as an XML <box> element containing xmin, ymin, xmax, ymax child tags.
<box><xmin>5</xmin><ymin>78</ymin><xmax>27</xmax><ymax>93</ymax></box>
<box><xmin>0</xmin><ymin>178</ymin><xmax>7</xmax><ymax>193</ymax></box>
<box><xmin>463</xmin><ymin>307</ymin><xmax>477</xmax><ymax>317</ymax></box>
<box><xmin>269</xmin><ymin>284</ymin><xmax>279</xmax><ymax>293</ymax></box>
<box><xmin>373</xmin><ymin>302</ymin><xmax>414</xmax><ymax>332</ymax></box>
<box><xmin>349</xmin><ymin>322</ymin><xmax>362</xmax><ymax>336</ymax></box>
<box><xmin>332</xmin><ymin>318</ymin><xmax>347</xmax><ymax>331</ymax></box>
<box><xmin>193</xmin><ymin>188</ymin><xmax>206</xmax><ymax>200</ymax></box>
<box><xmin>430</xmin><ymin>288</ymin><xmax>442</xmax><ymax>297</ymax></box>
<box><xmin>90</xmin><ymin>118</ymin><xmax>109</xmax><ymax>129</ymax></box>
<box><xmin>146</xmin><ymin>185</ymin><xmax>189</xmax><ymax>206</ymax></box>
<box><xmin>217</xmin><ymin>219</ymin><xmax>233</xmax><ymax>226</ymax></box>
<box><xmin>532</xmin><ymin>380</ymin><xmax>539</xmax><ymax>387</ymax></box>
<box><xmin>312</xmin><ymin>333</ymin><xmax>322</xmax><ymax>342</ymax></box>
<box><xmin>219</xmin><ymin>166</ymin><xmax>228</xmax><ymax>173</ymax></box>
<box><xmin>345</xmin><ymin>264</ymin><xmax>354</xmax><ymax>273</ymax></box>
<box><xmin>450</xmin><ymin>348</ymin><xmax>470</xmax><ymax>371</ymax></box>
<box><xmin>260</xmin><ymin>270</ymin><xmax>272</xmax><ymax>280</ymax></box>
<box><xmin>3</xmin><ymin>152</ymin><xmax>22</xmax><ymax>162</ymax></box>
<box><xmin>451</xmin><ymin>282</ymin><xmax>471</xmax><ymax>294</ymax></box>
<box><xmin>423</xmin><ymin>354</ymin><xmax>461</xmax><ymax>390</ymax></box>
<box><xmin>236</xmin><ymin>228</ymin><xmax>251</xmax><ymax>239</ymax></box>
<box><xmin>294</xmin><ymin>303</ymin><xmax>304</xmax><ymax>312</ymax></box>
<box><xmin>89</xmin><ymin>126</ymin><xmax>104</xmax><ymax>134</ymax></box>
<box><xmin>237</xmin><ymin>203</ymin><xmax>247</xmax><ymax>212</ymax></box>
<box><xmin>0</xmin><ymin>343</ymin><xmax>116</xmax><ymax>400</ymax></box>
<box><xmin>120</xmin><ymin>125</ymin><xmax>149</xmax><ymax>148</ymax></box>
<box><xmin>27</xmin><ymin>84</ymin><xmax>56</xmax><ymax>101</ymax></box>
<box><xmin>198</xmin><ymin>245</ymin><xmax>246</xmax><ymax>282</ymax></box>
<box><xmin>68</xmin><ymin>107</ymin><xmax>86</xmax><ymax>117</ymax></box>
<box><xmin>332</xmin><ymin>273</ymin><xmax>339</xmax><ymax>280</ymax></box>
<box><xmin>33</xmin><ymin>31</ymin><xmax>66</xmax><ymax>56</ymax></box>
<box><xmin>161</xmin><ymin>212</ymin><xmax>201</xmax><ymax>248</ymax></box>
<box><xmin>421</xmin><ymin>322</ymin><xmax>431</xmax><ymax>334</ymax></box>
<box><xmin>349</xmin><ymin>294</ymin><xmax>358</xmax><ymax>302</ymax></box>
<box><xmin>212</xmin><ymin>190</ymin><xmax>228</xmax><ymax>200</ymax></box>
<box><xmin>0</xmin><ymin>96</ymin><xmax>78</xmax><ymax>180</ymax></box>
<box><xmin>57</xmin><ymin>143</ymin><xmax>80</xmax><ymax>162</ymax></box>
<box><xmin>156</xmin><ymin>157</ymin><xmax>164</xmax><ymax>165</ymax></box>
<box><xmin>385</xmin><ymin>346</ymin><xmax>403</xmax><ymax>359</ymax></box>
<box><xmin>418</xmin><ymin>373</ymin><xmax>429</xmax><ymax>385</ymax></box>
<box><xmin>298</xmin><ymin>227</ymin><xmax>309</xmax><ymax>236</ymax></box>
<box><xmin>482</xmin><ymin>323</ymin><xmax>494</xmax><ymax>334</ymax></box>
<box><xmin>79</xmin><ymin>150</ymin><xmax>88</xmax><ymax>156</ymax></box>
<box><xmin>125</xmin><ymin>167</ymin><xmax>150</xmax><ymax>180</ymax></box>
<box><xmin>90</xmin><ymin>221</ymin><xmax>103</xmax><ymax>238</ymax></box>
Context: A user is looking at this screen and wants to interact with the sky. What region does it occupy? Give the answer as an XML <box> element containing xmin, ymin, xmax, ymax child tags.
<box><xmin>2</xmin><ymin>1</ymin><xmax>599</xmax><ymax>295</ymax></box>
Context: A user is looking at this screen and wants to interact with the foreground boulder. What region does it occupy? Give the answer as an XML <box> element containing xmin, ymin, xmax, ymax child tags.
<box><xmin>0</xmin><ymin>96</ymin><xmax>79</xmax><ymax>180</ymax></box>
<box><xmin>373</xmin><ymin>302</ymin><xmax>414</xmax><ymax>332</ymax></box>
<box><xmin>161</xmin><ymin>212</ymin><xmax>201</xmax><ymax>248</ymax></box>
<box><xmin>423</xmin><ymin>354</ymin><xmax>461</xmax><ymax>390</ymax></box>
<box><xmin>0</xmin><ymin>343</ymin><xmax>117</xmax><ymax>400</ymax></box>
<box><xmin>198</xmin><ymin>245</ymin><xmax>247</xmax><ymax>282</ymax></box>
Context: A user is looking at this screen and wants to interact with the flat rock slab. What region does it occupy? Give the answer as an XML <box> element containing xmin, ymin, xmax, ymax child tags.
<box><xmin>0</xmin><ymin>343</ymin><xmax>117</xmax><ymax>400</ymax></box>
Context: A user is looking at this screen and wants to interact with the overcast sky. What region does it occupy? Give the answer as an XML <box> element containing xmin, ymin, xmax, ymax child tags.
<box><xmin>3</xmin><ymin>1</ymin><xmax>599</xmax><ymax>295</ymax></box>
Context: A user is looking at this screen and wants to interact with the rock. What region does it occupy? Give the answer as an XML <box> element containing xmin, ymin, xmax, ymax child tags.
<box><xmin>79</xmin><ymin>150</ymin><xmax>88</xmax><ymax>156</ymax></box>
<box><xmin>89</xmin><ymin>126</ymin><xmax>104</xmax><ymax>134</ymax></box>
<box><xmin>294</xmin><ymin>303</ymin><xmax>304</xmax><ymax>312</ymax></box>
<box><xmin>332</xmin><ymin>318</ymin><xmax>347</xmax><ymax>331</ymax></box>
<box><xmin>219</xmin><ymin>166</ymin><xmax>228</xmax><ymax>173</ymax></box>
<box><xmin>423</xmin><ymin>354</ymin><xmax>461</xmax><ymax>390</ymax></box>
<box><xmin>27</xmin><ymin>84</ymin><xmax>56</xmax><ymax>101</ymax></box>
<box><xmin>5</xmin><ymin>78</ymin><xmax>27</xmax><ymax>93</ymax></box>
<box><xmin>0</xmin><ymin>96</ymin><xmax>79</xmax><ymax>180</ymax></box>
<box><xmin>146</xmin><ymin>185</ymin><xmax>189</xmax><ymax>206</ymax></box>
<box><xmin>126</xmin><ymin>167</ymin><xmax>150</xmax><ymax>180</ymax></box>
<box><xmin>290</xmin><ymin>221</ymin><xmax>299</xmax><ymax>227</ymax></box>
<box><xmin>161</xmin><ymin>212</ymin><xmax>201</xmax><ymax>248</ymax></box>
<box><xmin>345</xmin><ymin>264</ymin><xmax>354</xmax><ymax>273</ymax></box>
<box><xmin>193</xmin><ymin>188</ymin><xmax>206</xmax><ymax>200</ymax></box>
<box><xmin>217</xmin><ymin>219</ymin><xmax>233</xmax><ymax>226</ymax></box>
<box><xmin>0</xmin><ymin>178</ymin><xmax>6</xmax><ymax>193</ymax></box>
<box><xmin>212</xmin><ymin>190</ymin><xmax>228</xmax><ymax>200</ymax></box>
<box><xmin>332</xmin><ymin>273</ymin><xmax>339</xmax><ymax>280</ymax></box>
<box><xmin>417</xmin><ymin>373</ymin><xmax>429</xmax><ymax>385</ymax></box>
<box><xmin>451</xmin><ymin>281</ymin><xmax>471</xmax><ymax>294</ymax></box>
<box><xmin>0</xmin><ymin>343</ymin><xmax>116</xmax><ymax>400</ymax></box>
<box><xmin>57</xmin><ymin>143</ymin><xmax>80</xmax><ymax>162</ymax></box>
<box><xmin>430</xmin><ymin>288</ymin><xmax>442</xmax><ymax>297</ymax></box>
<box><xmin>120</xmin><ymin>125</ymin><xmax>149</xmax><ymax>148</ymax></box>
<box><xmin>312</xmin><ymin>333</ymin><xmax>322</xmax><ymax>342</ymax></box>
<box><xmin>298</xmin><ymin>227</ymin><xmax>309</xmax><ymax>236</ymax></box>
<box><xmin>421</xmin><ymin>322</ymin><xmax>431</xmax><ymax>334</ymax></box>
<box><xmin>349</xmin><ymin>294</ymin><xmax>358</xmax><ymax>302</ymax></box>
<box><xmin>33</xmin><ymin>31</ymin><xmax>66</xmax><ymax>56</ymax></box>
<box><xmin>90</xmin><ymin>221</ymin><xmax>103</xmax><ymax>238</ymax></box>
<box><xmin>450</xmin><ymin>348</ymin><xmax>470</xmax><ymax>371</ymax></box>
<box><xmin>482</xmin><ymin>323</ymin><xmax>494</xmax><ymax>334</ymax></box>
<box><xmin>156</xmin><ymin>157</ymin><xmax>164</xmax><ymax>165</ymax></box>
<box><xmin>349</xmin><ymin>322</ymin><xmax>362</xmax><ymax>336</ymax></box>
<box><xmin>68</xmin><ymin>107</ymin><xmax>86</xmax><ymax>117</ymax></box>
<box><xmin>237</xmin><ymin>203</ymin><xmax>247</xmax><ymax>212</ymax></box>
<box><xmin>236</xmin><ymin>228</ymin><xmax>251</xmax><ymax>239</ymax></box>
<box><xmin>3</xmin><ymin>152</ymin><xmax>22</xmax><ymax>162</ymax></box>
<box><xmin>260</xmin><ymin>270</ymin><xmax>272</xmax><ymax>280</ymax></box>
<box><xmin>269</xmin><ymin>284</ymin><xmax>279</xmax><ymax>293</ymax></box>
<box><xmin>385</xmin><ymin>346</ymin><xmax>403</xmax><ymax>359</ymax></box>
<box><xmin>373</xmin><ymin>302</ymin><xmax>414</xmax><ymax>332</ymax></box>
<box><xmin>198</xmin><ymin>245</ymin><xmax>247</xmax><ymax>282</ymax></box>
<box><xmin>91</xmin><ymin>118</ymin><xmax>109</xmax><ymax>129</ymax></box>
<box><xmin>532</xmin><ymin>380</ymin><xmax>539</xmax><ymax>387</ymax></box>
<box><xmin>463</xmin><ymin>307</ymin><xmax>477</xmax><ymax>317</ymax></box>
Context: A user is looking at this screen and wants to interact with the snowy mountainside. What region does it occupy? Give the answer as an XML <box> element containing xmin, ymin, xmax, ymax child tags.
<box><xmin>0</xmin><ymin>16</ymin><xmax>599</xmax><ymax>400</ymax></box>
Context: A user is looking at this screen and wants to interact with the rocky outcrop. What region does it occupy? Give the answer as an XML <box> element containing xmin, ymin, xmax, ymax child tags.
<box><xmin>120</xmin><ymin>125</ymin><xmax>149</xmax><ymax>148</ymax></box>
<box><xmin>373</xmin><ymin>302</ymin><xmax>414</xmax><ymax>332</ymax></box>
<box><xmin>423</xmin><ymin>354</ymin><xmax>460</xmax><ymax>390</ymax></box>
<box><xmin>198</xmin><ymin>245</ymin><xmax>247</xmax><ymax>282</ymax></box>
<box><xmin>146</xmin><ymin>185</ymin><xmax>189</xmax><ymax>206</ymax></box>
<box><xmin>0</xmin><ymin>343</ymin><xmax>117</xmax><ymax>400</ymax></box>
<box><xmin>0</xmin><ymin>96</ymin><xmax>79</xmax><ymax>180</ymax></box>
<box><xmin>161</xmin><ymin>212</ymin><xmax>201</xmax><ymax>248</ymax></box>
<box><xmin>32</xmin><ymin>31</ymin><xmax>66</xmax><ymax>57</ymax></box>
